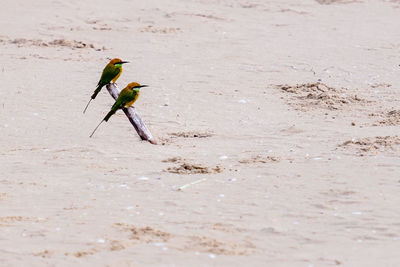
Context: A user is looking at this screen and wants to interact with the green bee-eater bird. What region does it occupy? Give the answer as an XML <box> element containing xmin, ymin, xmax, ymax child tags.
<box><xmin>89</xmin><ymin>82</ymin><xmax>148</xmax><ymax>138</ymax></box>
<box><xmin>83</xmin><ymin>58</ymin><xmax>129</xmax><ymax>113</ymax></box>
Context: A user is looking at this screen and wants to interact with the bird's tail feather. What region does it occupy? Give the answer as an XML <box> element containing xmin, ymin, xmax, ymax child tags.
<box><xmin>84</xmin><ymin>84</ymin><xmax>104</xmax><ymax>114</ymax></box>
<box><xmin>83</xmin><ymin>98</ymin><xmax>92</xmax><ymax>114</ymax></box>
<box><xmin>89</xmin><ymin>106</ymin><xmax>117</xmax><ymax>138</ymax></box>
<box><xmin>104</xmin><ymin>109</ymin><xmax>116</xmax><ymax>122</ymax></box>
<box><xmin>89</xmin><ymin>119</ymin><xmax>104</xmax><ymax>138</ymax></box>
<box><xmin>91</xmin><ymin>84</ymin><xmax>103</xmax><ymax>100</ymax></box>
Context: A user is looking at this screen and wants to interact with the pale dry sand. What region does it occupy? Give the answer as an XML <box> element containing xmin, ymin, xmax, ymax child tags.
<box><xmin>1</xmin><ymin>0</ymin><xmax>400</xmax><ymax>266</ymax></box>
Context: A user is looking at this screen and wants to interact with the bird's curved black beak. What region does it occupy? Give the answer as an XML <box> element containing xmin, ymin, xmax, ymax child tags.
<box><xmin>138</xmin><ymin>85</ymin><xmax>148</xmax><ymax>88</ymax></box>
<box><xmin>120</xmin><ymin>61</ymin><xmax>129</xmax><ymax>64</ymax></box>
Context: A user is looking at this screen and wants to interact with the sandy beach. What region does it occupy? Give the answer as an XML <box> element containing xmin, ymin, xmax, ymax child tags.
<box><xmin>1</xmin><ymin>0</ymin><xmax>400</xmax><ymax>266</ymax></box>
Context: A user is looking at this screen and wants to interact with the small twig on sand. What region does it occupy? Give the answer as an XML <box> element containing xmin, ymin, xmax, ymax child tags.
<box><xmin>177</xmin><ymin>178</ymin><xmax>207</xmax><ymax>191</ymax></box>
<box><xmin>106</xmin><ymin>83</ymin><xmax>157</xmax><ymax>144</ymax></box>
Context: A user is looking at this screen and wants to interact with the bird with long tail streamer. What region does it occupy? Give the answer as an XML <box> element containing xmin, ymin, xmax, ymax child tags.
<box><xmin>89</xmin><ymin>82</ymin><xmax>148</xmax><ymax>138</ymax></box>
<box><xmin>83</xmin><ymin>58</ymin><xmax>129</xmax><ymax>113</ymax></box>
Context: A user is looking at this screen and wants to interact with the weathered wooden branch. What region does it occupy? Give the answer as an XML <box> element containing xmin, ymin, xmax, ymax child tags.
<box><xmin>106</xmin><ymin>83</ymin><xmax>157</xmax><ymax>145</ymax></box>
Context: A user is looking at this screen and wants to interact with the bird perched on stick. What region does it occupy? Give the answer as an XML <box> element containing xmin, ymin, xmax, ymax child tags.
<box><xmin>89</xmin><ymin>82</ymin><xmax>148</xmax><ymax>138</ymax></box>
<box><xmin>83</xmin><ymin>58</ymin><xmax>129</xmax><ymax>113</ymax></box>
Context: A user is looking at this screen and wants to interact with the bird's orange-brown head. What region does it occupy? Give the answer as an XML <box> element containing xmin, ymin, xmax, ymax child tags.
<box><xmin>127</xmin><ymin>82</ymin><xmax>148</xmax><ymax>91</ymax></box>
<box><xmin>108</xmin><ymin>58</ymin><xmax>129</xmax><ymax>66</ymax></box>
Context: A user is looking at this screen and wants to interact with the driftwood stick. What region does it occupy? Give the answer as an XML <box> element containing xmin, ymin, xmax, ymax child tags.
<box><xmin>106</xmin><ymin>83</ymin><xmax>157</xmax><ymax>145</ymax></box>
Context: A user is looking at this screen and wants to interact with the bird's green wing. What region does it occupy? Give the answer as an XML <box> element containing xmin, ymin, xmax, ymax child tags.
<box><xmin>114</xmin><ymin>88</ymin><xmax>134</xmax><ymax>108</ymax></box>
<box><xmin>98</xmin><ymin>65</ymin><xmax>120</xmax><ymax>86</ymax></box>
<box><xmin>103</xmin><ymin>89</ymin><xmax>133</xmax><ymax>122</ymax></box>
